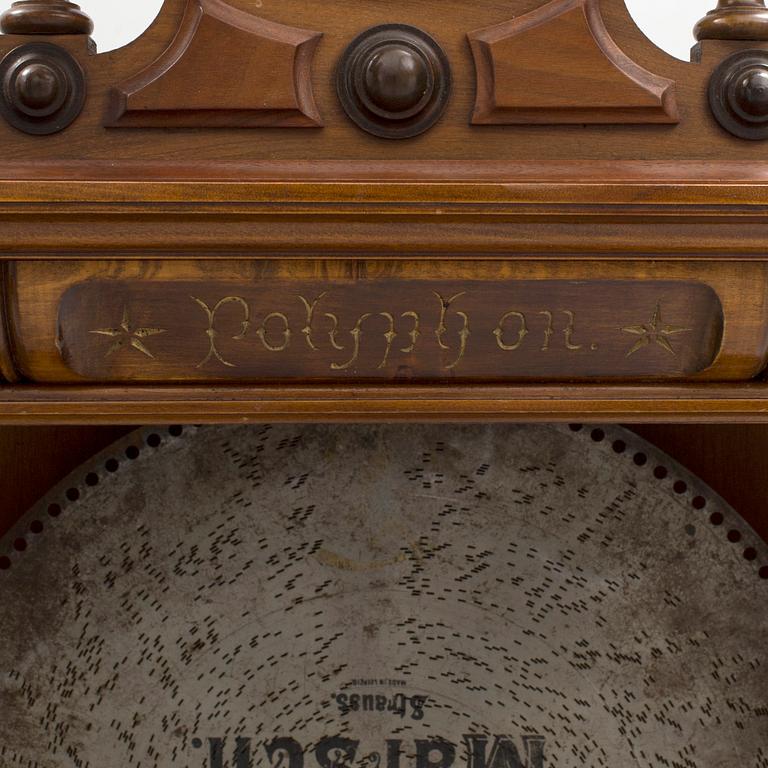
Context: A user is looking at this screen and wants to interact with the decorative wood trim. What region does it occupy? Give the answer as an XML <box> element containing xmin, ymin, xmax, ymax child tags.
<box><xmin>3</xmin><ymin>198</ymin><xmax>768</xmax><ymax>256</ymax></box>
<box><xmin>0</xmin><ymin>263</ymin><xmax>20</xmax><ymax>384</ymax></box>
<box><xmin>2</xmin><ymin>161</ymin><xmax>768</xmax><ymax>257</ymax></box>
<box><xmin>10</xmin><ymin>259</ymin><xmax>767</xmax><ymax>388</ymax></box>
<box><xmin>106</xmin><ymin>0</ymin><xmax>322</xmax><ymax>129</ymax></box>
<box><xmin>0</xmin><ymin>0</ymin><xmax>93</xmax><ymax>36</ymax></box>
<box><xmin>468</xmin><ymin>0</ymin><xmax>679</xmax><ymax>125</ymax></box>
<box><xmin>1</xmin><ymin>384</ymin><xmax>768</xmax><ymax>424</ymax></box>
<box><xmin>5</xmin><ymin>159</ymin><xmax>768</xmax><ymax>185</ymax></box>
<box><xmin>695</xmin><ymin>0</ymin><xmax>768</xmax><ymax>41</ymax></box>
<box><xmin>0</xmin><ymin>1</ymin><xmax>763</xmax><ymax>425</ymax></box>
<box><xmin>4</xmin><ymin>159</ymin><xmax>768</xmax><ymax>205</ymax></box>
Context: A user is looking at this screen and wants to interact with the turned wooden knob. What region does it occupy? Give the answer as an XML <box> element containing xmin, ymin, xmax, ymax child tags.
<box><xmin>337</xmin><ymin>24</ymin><xmax>451</xmax><ymax>139</ymax></box>
<box><xmin>0</xmin><ymin>0</ymin><xmax>93</xmax><ymax>36</ymax></box>
<box><xmin>709</xmin><ymin>50</ymin><xmax>768</xmax><ymax>138</ymax></box>
<box><xmin>695</xmin><ymin>0</ymin><xmax>768</xmax><ymax>41</ymax></box>
<box><xmin>0</xmin><ymin>42</ymin><xmax>86</xmax><ymax>134</ymax></box>
<box><xmin>731</xmin><ymin>64</ymin><xmax>768</xmax><ymax>115</ymax></box>
<box><xmin>13</xmin><ymin>60</ymin><xmax>67</xmax><ymax>115</ymax></box>
<box><xmin>363</xmin><ymin>44</ymin><xmax>433</xmax><ymax>118</ymax></box>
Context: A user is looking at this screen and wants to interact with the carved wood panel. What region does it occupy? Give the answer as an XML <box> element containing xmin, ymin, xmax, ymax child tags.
<box><xmin>54</xmin><ymin>278</ymin><xmax>721</xmax><ymax>382</ymax></box>
<box><xmin>0</xmin><ymin>0</ymin><xmax>744</xmax><ymax>163</ymax></box>
<box><xmin>107</xmin><ymin>0</ymin><xmax>322</xmax><ymax>128</ymax></box>
<box><xmin>4</xmin><ymin>259</ymin><xmax>766</xmax><ymax>386</ymax></box>
<box><xmin>468</xmin><ymin>0</ymin><xmax>679</xmax><ymax>125</ymax></box>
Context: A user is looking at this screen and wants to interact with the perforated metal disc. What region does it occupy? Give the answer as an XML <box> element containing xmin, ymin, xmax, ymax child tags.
<box><xmin>0</xmin><ymin>424</ymin><xmax>766</xmax><ymax>767</ymax></box>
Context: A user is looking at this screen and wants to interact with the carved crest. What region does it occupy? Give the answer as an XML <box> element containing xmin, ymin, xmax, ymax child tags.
<box><xmin>468</xmin><ymin>0</ymin><xmax>679</xmax><ymax>125</ymax></box>
<box><xmin>106</xmin><ymin>0</ymin><xmax>322</xmax><ymax>128</ymax></box>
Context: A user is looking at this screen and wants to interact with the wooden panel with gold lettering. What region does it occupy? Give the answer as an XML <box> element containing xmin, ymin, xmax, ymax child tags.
<box><xmin>55</xmin><ymin>279</ymin><xmax>721</xmax><ymax>383</ymax></box>
<box><xmin>1</xmin><ymin>1</ymin><xmax>768</xmax><ymax>422</ymax></box>
<box><xmin>5</xmin><ymin>259</ymin><xmax>767</xmax><ymax>386</ymax></box>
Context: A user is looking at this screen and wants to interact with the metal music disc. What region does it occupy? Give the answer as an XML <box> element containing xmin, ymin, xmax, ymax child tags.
<box><xmin>0</xmin><ymin>424</ymin><xmax>766</xmax><ymax>767</ymax></box>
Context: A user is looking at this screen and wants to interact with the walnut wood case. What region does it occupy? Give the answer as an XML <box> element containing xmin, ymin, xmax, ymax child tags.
<box><xmin>0</xmin><ymin>0</ymin><xmax>768</xmax><ymax>423</ymax></box>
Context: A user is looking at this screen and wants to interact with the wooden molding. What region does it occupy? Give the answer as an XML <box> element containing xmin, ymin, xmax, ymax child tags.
<box><xmin>0</xmin><ymin>263</ymin><xmax>18</xmax><ymax>384</ymax></box>
<box><xmin>695</xmin><ymin>0</ymin><xmax>768</xmax><ymax>41</ymax></box>
<box><xmin>0</xmin><ymin>0</ymin><xmax>93</xmax><ymax>36</ymax></box>
<box><xmin>468</xmin><ymin>0</ymin><xmax>680</xmax><ymax>125</ymax></box>
<box><xmin>0</xmin><ymin>0</ymin><xmax>758</xmax><ymax>167</ymax></box>
<box><xmin>2</xmin><ymin>384</ymin><xmax>768</xmax><ymax>424</ymax></box>
<box><xmin>106</xmin><ymin>0</ymin><xmax>322</xmax><ymax>129</ymax></box>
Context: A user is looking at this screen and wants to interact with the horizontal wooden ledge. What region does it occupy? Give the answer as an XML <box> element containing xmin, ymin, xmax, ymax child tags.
<box><xmin>1</xmin><ymin>384</ymin><xmax>768</xmax><ymax>424</ymax></box>
<box><xmin>3</xmin><ymin>180</ymin><xmax>768</xmax><ymax>207</ymax></box>
<box><xmin>4</xmin><ymin>160</ymin><xmax>768</xmax><ymax>183</ymax></box>
<box><xmin>3</xmin><ymin>219</ymin><xmax>768</xmax><ymax>255</ymax></box>
<box><xmin>2</xmin><ymin>203</ymin><xmax>768</xmax><ymax>217</ymax></box>
<box><xmin>2</xmin><ymin>158</ymin><xmax>768</xmax><ymax>206</ymax></box>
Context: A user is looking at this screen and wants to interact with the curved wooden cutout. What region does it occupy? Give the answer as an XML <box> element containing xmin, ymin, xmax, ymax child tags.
<box><xmin>468</xmin><ymin>0</ymin><xmax>679</xmax><ymax>125</ymax></box>
<box><xmin>107</xmin><ymin>0</ymin><xmax>322</xmax><ymax>128</ymax></box>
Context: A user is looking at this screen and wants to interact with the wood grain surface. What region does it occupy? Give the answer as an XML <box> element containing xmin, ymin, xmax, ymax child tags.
<box><xmin>0</xmin><ymin>0</ymin><xmax>756</xmax><ymax>164</ymax></box>
<box><xmin>5</xmin><ymin>259</ymin><xmax>765</xmax><ymax>387</ymax></box>
<box><xmin>469</xmin><ymin>0</ymin><xmax>679</xmax><ymax>125</ymax></box>
<box><xmin>107</xmin><ymin>0</ymin><xmax>322</xmax><ymax>128</ymax></box>
<box><xmin>0</xmin><ymin>0</ymin><xmax>764</xmax><ymax>420</ymax></box>
<box><xmin>52</xmin><ymin>276</ymin><xmax>723</xmax><ymax>383</ymax></box>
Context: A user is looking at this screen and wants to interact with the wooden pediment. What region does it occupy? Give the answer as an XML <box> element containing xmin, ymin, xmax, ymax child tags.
<box><xmin>468</xmin><ymin>0</ymin><xmax>679</xmax><ymax>124</ymax></box>
<box><xmin>106</xmin><ymin>0</ymin><xmax>322</xmax><ymax>128</ymax></box>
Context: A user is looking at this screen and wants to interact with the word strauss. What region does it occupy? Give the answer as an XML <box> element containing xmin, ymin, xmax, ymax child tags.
<box><xmin>334</xmin><ymin>691</ymin><xmax>427</xmax><ymax>720</ymax></box>
<box><xmin>195</xmin><ymin>734</ymin><xmax>546</xmax><ymax>768</ymax></box>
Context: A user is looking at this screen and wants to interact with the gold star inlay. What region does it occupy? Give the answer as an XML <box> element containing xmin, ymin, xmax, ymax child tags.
<box><xmin>91</xmin><ymin>307</ymin><xmax>166</xmax><ymax>359</ymax></box>
<box><xmin>622</xmin><ymin>302</ymin><xmax>691</xmax><ymax>358</ymax></box>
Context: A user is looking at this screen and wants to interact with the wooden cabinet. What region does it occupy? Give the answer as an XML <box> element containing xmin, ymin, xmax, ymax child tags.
<box><xmin>0</xmin><ymin>0</ymin><xmax>767</xmax><ymax>537</ymax></box>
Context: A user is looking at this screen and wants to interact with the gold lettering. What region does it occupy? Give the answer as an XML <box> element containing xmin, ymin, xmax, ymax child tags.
<box><xmin>445</xmin><ymin>311</ymin><xmax>470</xmax><ymax>370</ymax></box>
<box><xmin>563</xmin><ymin>310</ymin><xmax>583</xmax><ymax>351</ymax></box>
<box><xmin>298</xmin><ymin>293</ymin><xmax>326</xmax><ymax>351</ymax></box>
<box><xmin>434</xmin><ymin>292</ymin><xmax>470</xmax><ymax>370</ymax></box>
<box><xmin>378</xmin><ymin>312</ymin><xmax>397</xmax><ymax>369</ymax></box>
<box><xmin>325</xmin><ymin>313</ymin><xmax>345</xmax><ymax>351</ymax></box>
<box><xmin>331</xmin><ymin>314</ymin><xmax>371</xmax><ymax>371</ymax></box>
<box><xmin>192</xmin><ymin>296</ymin><xmax>250</xmax><ymax>368</ymax></box>
<box><xmin>184</xmin><ymin>291</ymin><xmax>595</xmax><ymax>373</ymax></box>
<box><xmin>435</xmin><ymin>291</ymin><xmax>465</xmax><ymax>351</ymax></box>
<box><xmin>400</xmin><ymin>311</ymin><xmax>421</xmax><ymax>354</ymax></box>
<box><xmin>494</xmin><ymin>311</ymin><xmax>528</xmax><ymax>351</ymax></box>
<box><xmin>256</xmin><ymin>312</ymin><xmax>291</xmax><ymax>352</ymax></box>
<box><xmin>539</xmin><ymin>310</ymin><xmax>554</xmax><ymax>352</ymax></box>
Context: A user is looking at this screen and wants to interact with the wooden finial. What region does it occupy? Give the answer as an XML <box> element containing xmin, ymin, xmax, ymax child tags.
<box><xmin>0</xmin><ymin>0</ymin><xmax>94</xmax><ymax>35</ymax></box>
<box><xmin>695</xmin><ymin>0</ymin><xmax>768</xmax><ymax>40</ymax></box>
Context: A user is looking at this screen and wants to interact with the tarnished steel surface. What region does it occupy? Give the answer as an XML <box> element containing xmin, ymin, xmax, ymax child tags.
<box><xmin>0</xmin><ymin>424</ymin><xmax>766</xmax><ymax>767</ymax></box>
